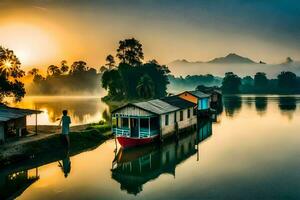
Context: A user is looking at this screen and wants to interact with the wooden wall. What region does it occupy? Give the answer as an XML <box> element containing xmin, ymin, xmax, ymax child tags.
<box><xmin>161</xmin><ymin>107</ymin><xmax>197</xmax><ymax>138</ymax></box>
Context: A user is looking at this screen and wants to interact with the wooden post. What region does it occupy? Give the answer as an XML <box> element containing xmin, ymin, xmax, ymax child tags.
<box><xmin>138</xmin><ymin>117</ymin><xmax>140</xmax><ymax>138</ymax></box>
<box><xmin>35</xmin><ymin>108</ymin><xmax>38</xmax><ymax>135</ymax></box>
<box><xmin>148</xmin><ymin>117</ymin><xmax>151</xmax><ymax>137</ymax></box>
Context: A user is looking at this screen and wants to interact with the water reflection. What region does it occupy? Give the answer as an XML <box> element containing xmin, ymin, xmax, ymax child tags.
<box><xmin>111</xmin><ymin>121</ymin><xmax>212</xmax><ymax>195</ymax></box>
<box><xmin>223</xmin><ymin>96</ymin><xmax>242</xmax><ymax>117</ymax></box>
<box><xmin>278</xmin><ymin>97</ymin><xmax>297</xmax><ymax>120</ymax></box>
<box><xmin>9</xmin><ymin>96</ymin><xmax>109</xmax><ymax>125</ymax></box>
<box><xmin>0</xmin><ymin>168</ymin><xmax>39</xmax><ymax>200</ymax></box>
<box><xmin>58</xmin><ymin>151</ymin><xmax>71</xmax><ymax>178</ymax></box>
<box><xmin>255</xmin><ymin>97</ymin><xmax>268</xmax><ymax>115</ymax></box>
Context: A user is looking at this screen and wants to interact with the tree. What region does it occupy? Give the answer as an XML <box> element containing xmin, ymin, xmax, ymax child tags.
<box><xmin>0</xmin><ymin>46</ymin><xmax>25</xmax><ymax>102</ymax></box>
<box><xmin>136</xmin><ymin>74</ymin><xmax>155</xmax><ymax>99</ymax></box>
<box><xmin>105</xmin><ymin>55</ymin><xmax>115</xmax><ymax>70</ymax></box>
<box><xmin>28</xmin><ymin>68</ymin><xmax>45</xmax><ymax>83</ymax></box>
<box><xmin>70</xmin><ymin>61</ymin><xmax>88</xmax><ymax>74</ymax></box>
<box><xmin>99</xmin><ymin>66</ymin><xmax>108</xmax><ymax>74</ymax></box>
<box><xmin>60</xmin><ymin>60</ymin><xmax>69</xmax><ymax>74</ymax></box>
<box><xmin>116</xmin><ymin>38</ymin><xmax>144</xmax><ymax>66</ymax></box>
<box><xmin>254</xmin><ymin>72</ymin><xmax>268</xmax><ymax>88</ymax></box>
<box><xmin>47</xmin><ymin>65</ymin><xmax>61</xmax><ymax>76</ymax></box>
<box><xmin>242</xmin><ymin>76</ymin><xmax>254</xmax><ymax>86</ymax></box>
<box><xmin>28</xmin><ymin>68</ymin><xmax>39</xmax><ymax>76</ymax></box>
<box><xmin>278</xmin><ymin>71</ymin><xmax>297</xmax><ymax>89</ymax></box>
<box><xmin>221</xmin><ymin>72</ymin><xmax>241</xmax><ymax>94</ymax></box>
<box><xmin>102</xmin><ymin>69</ymin><xmax>124</xmax><ymax>98</ymax></box>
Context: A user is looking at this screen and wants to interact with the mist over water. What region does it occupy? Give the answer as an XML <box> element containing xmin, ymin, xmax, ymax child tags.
<box><xmin>168</xmin><ymin>62</ymin><xmax>300</xmax><ymax>78</ymax></box>
<box><xmin>8</xmin><ymin>96</ymin><xmax>109</xmax><ymax>125</ymax></box>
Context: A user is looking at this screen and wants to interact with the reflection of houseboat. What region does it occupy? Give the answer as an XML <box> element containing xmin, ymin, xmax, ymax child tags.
<box><xmin>111</xmin><ymin>120</ymin><xmax>212</xmax><ymax>195</ymax></box>
<box><xmin>0</xmin><ymin>168</ymin><xmax>39</xmax><ymax>200</ymax></box>
<box><xmin>111</xmin><ymin>91</ymin><xmax>211</xmax><ymax>148</ymax></box>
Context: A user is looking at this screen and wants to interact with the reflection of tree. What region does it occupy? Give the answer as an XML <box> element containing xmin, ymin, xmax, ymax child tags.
<box><xmin>223</xmin><ymin>96</ymin><xmax>242</xmax><ymax>117</ymax></box>
<box><xmin>278</xmin><ymin>97</ymin><xmax>297</xmax><ymax>120</ymax></box>
<box><xmin>255</xmin><ymin>97</ymin><xmax>267</xmax><ymax>115</ymax></box>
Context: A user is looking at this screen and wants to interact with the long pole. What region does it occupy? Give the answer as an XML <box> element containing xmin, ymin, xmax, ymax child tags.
<box><xmin>35</xmin><ymin>105</ymin><xmax>38</xmax><ymax>135</ymax></box>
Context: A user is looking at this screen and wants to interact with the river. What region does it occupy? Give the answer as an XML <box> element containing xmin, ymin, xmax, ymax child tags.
<box><xmin>1</xmin><ymin>95</ymin><xmax>300</xmax><ymax>199</ymax></box>
<box><xmin>8</xmin><ymin>96</ymin><xmax>109</xmax><ymax>125</ymax></box>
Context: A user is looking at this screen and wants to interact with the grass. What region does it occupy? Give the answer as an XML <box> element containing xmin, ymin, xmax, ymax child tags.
<box><xmin>0</xmin><ymin>123</ymin><xmax>113</xmax><ymax>167</ymax></box>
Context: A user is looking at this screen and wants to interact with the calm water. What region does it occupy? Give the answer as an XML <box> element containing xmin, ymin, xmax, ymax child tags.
<box><xmin>2</xmin><ymin>95</ymin><xmax>300</xmax><ymax>200</ymax></box>
<box><xmin>8</xmin><ymin>96</ymin><xmax>109</xmax><ymax>125</ymax></box>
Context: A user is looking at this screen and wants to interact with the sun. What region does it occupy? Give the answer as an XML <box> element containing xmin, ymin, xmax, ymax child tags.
<box><xmin>3</xmin><ymin>59</ymin><xmax>12</xmax><ymax>68</ymax></box>
<box><xmin>0</xmin><ymin>59</ymin><xmax>13</xmax><ymax>74</ymax></box>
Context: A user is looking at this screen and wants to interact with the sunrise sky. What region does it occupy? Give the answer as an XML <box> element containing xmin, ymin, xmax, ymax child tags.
<box><xmin>0</xmin><ymin>0</ymin><xmax>299</xmax><ymax>71</ymax></box>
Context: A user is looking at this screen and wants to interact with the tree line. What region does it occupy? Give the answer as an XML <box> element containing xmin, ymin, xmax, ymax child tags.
<box><xmin>221</xmin><ymin>71</ymin><xmax>300</xmax><ymax>94</ymax></box>
<box><xmin>27</xmin><ymin>60</ymin><xmax>100</xmax><ymax>95</ymax></box>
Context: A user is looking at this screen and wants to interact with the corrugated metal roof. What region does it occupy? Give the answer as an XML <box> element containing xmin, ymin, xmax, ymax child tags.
<box><xmin>188</xmin><ymin>91</ymin><xmax>210</xmax><ymax>98</ymax></box>
<box><xmin>133</xmin><ymin>99</ymin><xmax>179</xmax><ymax>115</ymax></box>
<box><xmin>0</xmin><ymin>105</ymin><xmax>42</xmax><ymax>122</ymax></box>
<box><xmin>161</xmin><ymin>96</ymin><xmax>196</xmax><ymax>109</ymax></box>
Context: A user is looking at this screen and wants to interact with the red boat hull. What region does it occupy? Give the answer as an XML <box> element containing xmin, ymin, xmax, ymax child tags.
<box><xmin>117</xmin><ymin>136</ymin><xmax>159</xmax><ymax>148</ymax></box>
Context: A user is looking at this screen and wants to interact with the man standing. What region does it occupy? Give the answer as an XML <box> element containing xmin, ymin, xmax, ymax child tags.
<box><xmin>59</xmin><ymin>110</ymin><xmax>71</xmax><ymax>148</ymax></box>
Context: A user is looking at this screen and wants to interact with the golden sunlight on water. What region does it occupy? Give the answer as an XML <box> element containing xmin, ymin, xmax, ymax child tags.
<box><xmin>2</xmin><ymin>96</ymin><xmax>297</xmax><ymax>200</ymax></box>
<box><xmin>8</xmin><ymin>96</ymin><xmax>109</xmax><ymax>125</ymax></box>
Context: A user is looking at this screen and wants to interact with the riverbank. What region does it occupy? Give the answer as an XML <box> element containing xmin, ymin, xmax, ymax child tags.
<box><xmin>0</xmin><ymin>124</ymin><xmax>112</xmax><ymax>168</ymax></box>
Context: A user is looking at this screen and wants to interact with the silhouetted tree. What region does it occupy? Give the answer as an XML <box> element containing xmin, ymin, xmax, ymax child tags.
<box><xmin>136</xmin><ymin>74</ymin><xmax>155</xmax><ymax>99</ymax></box>
<box><xmin>47</xmin><ymin>65</ymin><xmax>61</xmax><ymax>76</ymax></box>
<box><xmin>221</xmin><ymin>72</ymin><xmax>241</xmax><ymax>94</ymax></box>
<box><xmin>254</xmin><ymin>72</ymin><xmax>268</xmax><ymax>88</ymax></box>
<box><xmin>116</xmin><ymin>38</ymin><xmax>144</xmax><ymax>66</ymax></box>
<box><xmin>60</xmin><ymin>60</ymin><xmax>69</xmax><ymax>74</ymax></box>
<box><xmin>28</xmin><ymin>68</ymin><xmax>39</xmax><ymax>76</ymax></box>
<box><xmin>99</xmin><ymin>66</ymin><xmax>108</xmax><ymax>74</ymax></box>
<box><xmin>70</xmin><ymin>61</ymin><xmax>88</xmax><ymax>74</ymax></box>
<box><xmin>0</xmin><ymin>46</ymin><xmax>25</xmax><ymax>102</ymax></box>
<box><xmin>105</xmin><ymin>55</ymin><xmax>115</xmax><ymax>70</ymax></box>
<box><xmin>278</xmin><ymin>71</ymin><xmax>297</xmax><ymax>89</ymax></box>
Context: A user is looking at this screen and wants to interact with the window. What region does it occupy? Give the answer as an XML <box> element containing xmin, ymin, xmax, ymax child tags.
<box><xmin>165</xmin><ymin>114</ymin><xmax>169</xmax><ymax>126</ymax></box>
<box><xmin>187</xmin><ymin>109</ymin><xmax>190</xmax><ymax>118</ymax></box>
<box><xmin>180</xmin><ymin>111</ymin><xmax>183</xmax><ymax>121</ymax></box>
<box><xmin>193</xmin><ymin>108</ymin><xmax>196</xmax><ymax>116</ymax></box>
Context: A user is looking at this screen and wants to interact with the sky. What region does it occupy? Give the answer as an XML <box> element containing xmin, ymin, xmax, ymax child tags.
<box><xmin>0</xmin><ymin>0</ymin><xmax>299</xmax><ymax>71</ymax></box>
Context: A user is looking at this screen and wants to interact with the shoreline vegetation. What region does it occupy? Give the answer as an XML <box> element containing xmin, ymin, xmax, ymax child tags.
<box><xmin>0</xmin><ymin>123</ymin><xmax>112</xmax><ymax>168</ymax></box>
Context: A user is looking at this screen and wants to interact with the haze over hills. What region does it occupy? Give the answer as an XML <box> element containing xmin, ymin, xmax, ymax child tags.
<box><xmin>168</xmin><ymin>53</ymin><xmax>300</xmax><ymax>78</ymax></box>
<box><xmin>208</xmin><ymin>53</ymin><xmax>256</xmax><ymax>64</ymax></box>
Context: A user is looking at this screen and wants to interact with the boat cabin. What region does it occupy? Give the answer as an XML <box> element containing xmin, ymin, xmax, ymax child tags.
<box><xmin>178</xmin><ymin>91</ymin><xmax>210</xmax><ymax>111</ymax></box>
<box><xmin>111</xmin><ymin>97</ymin><xmax>198</xmax><ymax>142</ymax></box>
<box><xmin>111</xmin><ymin>99</ymin><xmax>178</xmax><ymax>139</ymax></box>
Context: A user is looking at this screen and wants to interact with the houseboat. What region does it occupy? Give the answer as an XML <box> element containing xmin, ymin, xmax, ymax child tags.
<box><xmin>111</xmin><ymin>91</ymin><xmax>211</xmax><ymax>148</ymax></box>
<box><xmin>111</xmin><ymin>120</ymin><xmax>212</xmax><ymax>195</ymax></box>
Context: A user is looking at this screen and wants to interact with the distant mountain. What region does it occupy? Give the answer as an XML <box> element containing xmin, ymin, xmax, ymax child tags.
<box><xmin>171</xmin><ymin>59</ymin><xmax>202</xmax><ymax>65</ymax></box>
<box><xmin>281</xmin><ymin>57</ymin><xmax>294</xmax><ymax>65</ymax></box>
<box><xmin>169</xmin><ymin>53</ymin><xmax>257</xmax><ymax>65</ymax></box>
<box><xmin>207</xmin><ymin>53</ymin><xmax>256</xmax><ymax>64</ymax></box>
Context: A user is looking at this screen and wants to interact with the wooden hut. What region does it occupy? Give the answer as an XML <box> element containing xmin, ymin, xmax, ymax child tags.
<box><xmin>177</xmin><ymin>90</ymin><xmax>211</xmax><ymax>111</ymax></box>
<box><xmin>0</xmin><ymin>105</ymin><xmax>42</xmax><ymax>143</ymax></box>
<box><xmin>111</xmin><ymin>97</ymin><xmax>198</xmax><ymax>148</ymax></box>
